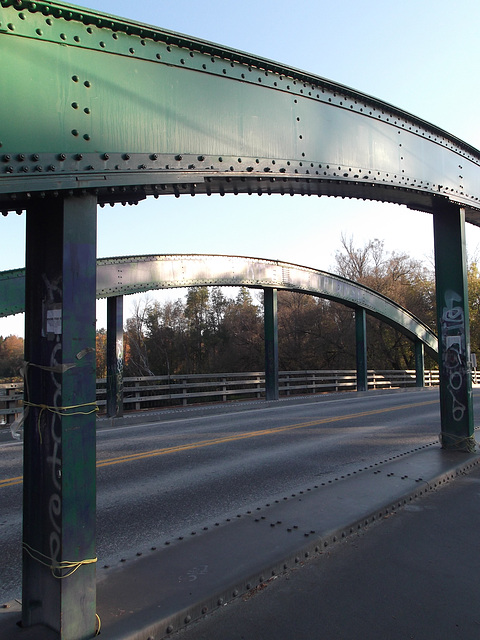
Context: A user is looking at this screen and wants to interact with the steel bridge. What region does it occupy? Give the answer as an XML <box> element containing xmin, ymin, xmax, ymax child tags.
<box><xmin>0</xmin><ymin>1</ymin><xmax>477</xmax><ymax>637</ymax></box>
<box><xmin>0</xmin><ymin>252</ymin><xmax>438</xmax><ymax>414</ymax></box>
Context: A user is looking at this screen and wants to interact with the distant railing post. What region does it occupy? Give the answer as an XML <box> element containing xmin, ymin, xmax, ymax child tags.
<box><xmin>264</xmin><ymin>287</ymin><xmax>279</xmax><ymax>400</ymax></box>
<box><xmin>182</xmin><ymin>378</ymin><xmax>188</xmax><ymax>406</ymax></box>
<box><xmin>135</xmin><ymin>380</ymin><xmax>141</xmax><ymax>410</ymax></box>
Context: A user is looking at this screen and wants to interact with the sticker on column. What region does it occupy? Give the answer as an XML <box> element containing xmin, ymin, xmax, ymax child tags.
<box><xmin>46</xmin><ymin>305</ymin><xmax>62</xmax><ymax>335</ymax></box>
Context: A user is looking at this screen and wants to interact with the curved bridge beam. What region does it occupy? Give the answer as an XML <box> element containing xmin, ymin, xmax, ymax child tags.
<box><xmin>0</xmin><ymin>254</ymin><xmax>438</xmax><ymax>357</ymax></box>
<box><xmin>0</xmin><ymin>2</ymin><xmax>472</xmax><ymax>634</ymax></box>
<box><xmin>0</xmin><ymin>1</ymin><xmax>480</xmax><ymax>224</ymax></box>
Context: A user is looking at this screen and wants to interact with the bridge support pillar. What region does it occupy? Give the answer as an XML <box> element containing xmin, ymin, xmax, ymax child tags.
<box><xmin>355</xmin><ymin>307</ymin><xmax>368</xmax><ymax>392</ymax></box>
<box><xmin>433</xmin><ymin>201</ymin><xmax>474</xmax><ymax>451</ymax></box>
<box><xmin>107</xmin><ymin>295</ymin><xmax>124</xmax><ymax>418</ymax></box>
<box><xmin>415</xmin><ymin>340</ymin><xmax>425</xmax><ymax>387</ymax></box>
<box><xmin>22</xmin><ymin>194</ymin><xmax>98</xmax><ymax>638</ymax></box>
<box><xmin>264</xmin><ymin>288</ymin><xmax>279</xmax><ymax>400</ymax></box>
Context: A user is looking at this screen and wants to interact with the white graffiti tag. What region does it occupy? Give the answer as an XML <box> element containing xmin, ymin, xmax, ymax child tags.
<box><xmin>441</xmin><ymin>290</ymin><xmax>467</xmax><ymax>422</ymax></box>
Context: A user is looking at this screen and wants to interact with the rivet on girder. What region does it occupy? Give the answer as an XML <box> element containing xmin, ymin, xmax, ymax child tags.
<box><xmin>58</xmin><ymin>153</ymin><xmax>66</xmax><ymax>161</ymax></box>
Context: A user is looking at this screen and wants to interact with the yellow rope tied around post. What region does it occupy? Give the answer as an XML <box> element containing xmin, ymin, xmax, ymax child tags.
<box><xmin>23</xmin><ymin>400</ymin><xmax>99</xmax><ymax>444</ymax></box>
<box><xmin>19</xmin><ymin>353</ymin><xmax>100</xmax><ymax>630</ymax></box>
<box><xmin>22</xmin><ymin>544</ymin><xmax>101</xmax><ymax>634</ymax></box>
<box><xmin>22</xmin><ymin>542</ymin><xmax>97</xmax><ymax>579</ymax></box>
<box><xmin>12</xmin><ymin>359</ymin><xmax>99</xmax><ymax>442</ymax></box>
<box><xmin>439</xmin><ymin>432</ymin><xmax>477</xmax><ymax>452</ymax></box>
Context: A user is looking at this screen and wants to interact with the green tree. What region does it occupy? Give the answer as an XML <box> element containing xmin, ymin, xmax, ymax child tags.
<box><xmin>96</xmin><ymin>328</ymin><xmax>107</xmax><ymax>378</ymax></box>
<box><xmin>220</xmin><ymin>288</ymin><xmax>263</xmax><ymax>371</ymax></box>
<box><xmin>145</xmin><ymin>298</ymin><xmax>187</xmax><ymax>375</ymax></box>
<box><xmin>468</xmin><ymin>260</ymin><xmax>480</xmax><ymax>359</ymax></box>
<box><xmin>0</xmin><ymin>335</ymin><xmax>24</xmax><ymax>379</ymax></box>
<box><xmin>184</xmin><ymin>287</ymin><xmax>210</xmax><ymax>373</ymax></box>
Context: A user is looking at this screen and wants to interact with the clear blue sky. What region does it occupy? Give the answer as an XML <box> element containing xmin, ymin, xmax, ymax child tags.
<box><xmin>2</xmin><ymin>0</ymin><xmax>480</xmax><ymax>336</ymax></box>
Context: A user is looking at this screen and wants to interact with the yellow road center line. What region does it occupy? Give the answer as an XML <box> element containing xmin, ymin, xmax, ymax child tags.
<box><xmin>1</xmin><ymin>399</ymin><xmax>438</xmax><ymax>487</ymax></box>
<box><xmin>0</xmin><ymin>475</ymin><xmax>23</xmax><ymax>488</ymax></box>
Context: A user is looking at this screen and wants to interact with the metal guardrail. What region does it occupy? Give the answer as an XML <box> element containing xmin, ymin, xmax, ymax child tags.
<box><xmin>0</xmin><ymin>382</ymin><xmax>23</xmax><ymax>425</ymax></box>
<box><xmin>0</xmin><ymin>370</ymin><xmax>443</xmax><ymax>424</ymax></box>
<box><xmin>95</xmin><ymin>369</ymin><xmax>440</xmax><ymax>412</ymax></box>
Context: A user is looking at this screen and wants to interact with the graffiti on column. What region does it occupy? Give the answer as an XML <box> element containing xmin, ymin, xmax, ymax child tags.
<box><xmin>441</xmin><ymin>290</ymin><xmax>467</xmax><ymax>422</ymax></box>
<box><xmin>43</xmin><ymin>275</ymin><xmax>63</xmax><ymax>571</ymax></box>
<box><xmin>116</xmin><ymin>337</ymin><xmax>124</xmax><ymax>408</ymax></box>
<box><xmin>47</xmin><ymin>339</ymin><xmax>62</xmax><ymax>569</ymax></box>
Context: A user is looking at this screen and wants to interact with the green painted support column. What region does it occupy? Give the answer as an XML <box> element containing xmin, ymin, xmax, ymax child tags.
<box><xmin>22</xmin><ymin>194</ymin><xmax>98</xmax><ymax>638</ymax></box>
<box><xmin>264</xmin><ymin>288</ymin><xmax>279</xmax><ymax>401</ymax></box>
<box><xmin>107</xmin><ymin>295</ymin><xmax>124</xmax><ymax>418</ymax></box>
<box><xmin>355</xmin><ymin>307</ymin><xmax>368</xmax><ymax>392</ymax></box>
<box><xmin>433</xmin><ymin>201</ymin><xmax>475</xmax><ymax>451</ymax></box>
<box><xmin>415</xmin><ymin>340</ymin><xmax>425</xmax><ymax>388</ymax></box>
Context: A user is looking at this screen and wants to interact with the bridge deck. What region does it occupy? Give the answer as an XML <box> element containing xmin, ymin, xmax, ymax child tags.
<box><xmin>1</xmin><ymin>393</ymin><xmax>478</xmax><ymax>640</ymax></box>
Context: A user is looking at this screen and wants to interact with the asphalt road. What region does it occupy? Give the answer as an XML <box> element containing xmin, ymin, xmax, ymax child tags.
<box><xmin>1</xmin><ymin>387</ymin><xmax>476</xmax><ymax>605</ymax></box>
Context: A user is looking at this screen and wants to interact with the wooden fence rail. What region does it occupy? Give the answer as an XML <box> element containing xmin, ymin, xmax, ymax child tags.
<box><xmin>0</xmin><ymin>369</ymin><xmax>447</xmax><ymax>425</ymax></box>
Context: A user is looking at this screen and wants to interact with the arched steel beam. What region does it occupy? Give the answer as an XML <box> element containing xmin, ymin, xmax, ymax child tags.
<box><xmin>1</xmin><ymin>1</ymin><xmax>480</xmax><ymax>224</ymax></box>
<box><xmin>0</xmin><ymin>254</ymin><xmax>438</xmax><ymax>357</ymax></box>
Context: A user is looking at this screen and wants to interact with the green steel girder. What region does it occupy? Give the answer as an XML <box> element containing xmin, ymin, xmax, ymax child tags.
<box><xmin>1</xmin><ymin>1</ymin><xmax>480</xmax><ymax>222</ymax></box>
<box><xmin>0</xmin><ymin>254</ymin><xmax>439</xmax><ymax>358</ymax></box>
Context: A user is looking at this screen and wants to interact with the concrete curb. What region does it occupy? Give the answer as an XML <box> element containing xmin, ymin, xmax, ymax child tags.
<box><xmin>95</xmin><ymin>445</ymin><xmax>480</xmax><ymax>640</ymax></box>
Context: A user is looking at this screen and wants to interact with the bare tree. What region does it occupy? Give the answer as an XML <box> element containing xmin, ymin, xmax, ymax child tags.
<box><xmin>124</xmin><ymin>296</ymin><xmax>155</xmax><ymax>376</ymax></box>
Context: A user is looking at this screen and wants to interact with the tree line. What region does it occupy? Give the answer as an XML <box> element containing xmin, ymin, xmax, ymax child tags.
<box><xmin>3</xmin><ymin>236</ymin><xmax>480</xmax><ymax>381</ymax></box>
<box><xmin>96</xmin><ymin>236</ymin><xmax>466</xmax><ymax>378</ymax></box>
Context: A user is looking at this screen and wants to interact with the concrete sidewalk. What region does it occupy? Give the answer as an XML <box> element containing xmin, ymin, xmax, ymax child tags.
<box><xmin>2</xmin><ymin>443</ymin><xmax>479</xmax><ymax>640</ymax></box>
<box><xmin>175</xmin><ymin>452</ymin><xmax>480</xmax><ymax>640</ymax></box>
